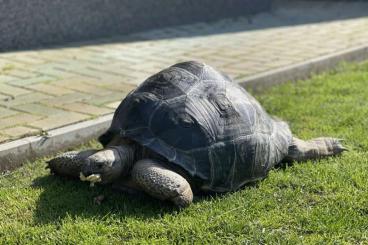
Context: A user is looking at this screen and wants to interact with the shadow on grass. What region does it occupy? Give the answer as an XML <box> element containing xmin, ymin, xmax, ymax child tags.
<box><xmin>31</xmin><ymin>175</ymin><xmax>178</xmax><ymax>225</ymax></box>
<box><xmin>31</xmin><ymin>173</ymin><xmax>262</xmax><ymax>225</ymax></box>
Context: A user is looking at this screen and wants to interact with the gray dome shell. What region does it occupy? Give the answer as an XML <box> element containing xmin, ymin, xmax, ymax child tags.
<box><xmin>99</xmin><ymin>61</ymin><xmax>292</xmax><ymax>192</ymax></box>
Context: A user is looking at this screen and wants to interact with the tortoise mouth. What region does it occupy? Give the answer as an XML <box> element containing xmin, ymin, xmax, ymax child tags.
<box><xmin>80</xmin><ymin>172</ymin><xmax>102</xmax><ymax>187</ymax></box>
<box><xmin>80</xmin><ymin>147</ymin><xmax>124</xmax><ymax>185</ymax></box>
<box><xmin>80</xmin><ymin>161</ymin><xmax>122</xmax><ymax>185</ymax></box>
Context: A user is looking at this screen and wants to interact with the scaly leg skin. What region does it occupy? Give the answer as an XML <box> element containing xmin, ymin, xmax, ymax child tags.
<box><xmin>285</xmin><ymin>137</ymin><xmax>347</xmax><ymax>162</ymax></box>
<box><xmin>131</xmin><ymin>159</ymin><xmax>193</xmax><ymax>208</ymax></box>
<box><xmin>47</xmin><ymin>149</ymin><xmax>98</xmax><ymax>178</ymax></box>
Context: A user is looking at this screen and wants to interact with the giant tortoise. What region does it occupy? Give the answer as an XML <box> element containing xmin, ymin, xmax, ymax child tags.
<box><xmin>47</xmin><ymin>61</ymin><xmax>346</xmax><ymax>207</ymax></box>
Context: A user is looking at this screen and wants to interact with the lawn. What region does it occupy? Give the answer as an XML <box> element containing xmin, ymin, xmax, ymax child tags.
<box><xmin>1</xmin><ymin>62</ymin><xmax>368</xmax><ymax>244</ymax></box>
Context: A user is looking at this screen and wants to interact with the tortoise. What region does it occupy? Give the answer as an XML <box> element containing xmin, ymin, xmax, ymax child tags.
<box><xmin>47</xmin><ymin>61</ymin><xmax>346</xmax><ymax>207</ymax></box>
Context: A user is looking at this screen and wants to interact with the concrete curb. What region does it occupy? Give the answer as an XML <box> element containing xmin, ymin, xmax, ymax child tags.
<box><xmin>240</xmin><ymin>44</ymin><xmax>368</xmax><ymax>90</ymax></box>
<box><xmin>1</xmin><ymin>44</ymin><xmax>368</xmax><ymax>172</ymax></box>
<box><xmin>0</xmin><ymin>114</ymin><xmax>112</xmax><ymax>172</ymax></box>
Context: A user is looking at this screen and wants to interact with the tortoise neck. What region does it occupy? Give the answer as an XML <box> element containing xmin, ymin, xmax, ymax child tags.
<box><xmin>108</xmin><ymin>144</ymin><xmax>136</xmax><ymax>175</ymax></box>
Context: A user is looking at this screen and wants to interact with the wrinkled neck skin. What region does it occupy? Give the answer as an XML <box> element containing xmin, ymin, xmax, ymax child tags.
<box><xmin>114</xmin><ymin>144</ymin><xmax>136</xmax><ymax>173</ymax></box>
<box><xmin>81</xmin><ymin>143</ymin><xmax>136</xmax><ymax>184</ymax></box>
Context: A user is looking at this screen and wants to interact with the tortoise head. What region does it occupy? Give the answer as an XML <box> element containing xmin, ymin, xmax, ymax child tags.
<box><xmin>80</xmin><ymin>147</ymin><xmax>125</xmax><ymax>185</ymax></box>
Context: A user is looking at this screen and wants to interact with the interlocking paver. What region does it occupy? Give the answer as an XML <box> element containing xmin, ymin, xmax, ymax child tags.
<box><xmin>0</xmin><ymin>93</ymin><xmax>52</xmax><ymax>107</ymax></box>
<box><xmin>0</xmin><ymin>107</ymin><xmax>18</xmax><ymax>118</ymax></box>
<box><xmin>7</xmin><ymin>75</ymin><xmax>56</xmax><ymax>86</ymax></box>
<box><xmin>57</xmin><ymin>102</ymin><xmax>113</xmax><ymax>116</ymax></box>
<box><xmin>39</xmin><ymin>92</ymin><xmax>93</xmax><ymax>107</ymax></box>
<box><xmin>3</xmin><ymin>54</ymin><xmax>47</xmax><ymax>65</ymax></box>
<box><xmin>97</xmin><ymin>82</ymin><xmax>137</xmax><ymax>93</ymax></box>
<box><xmin>85</xmin><ymin>92</ymin><xmax>127</xmax><ymax>106</ymax></box>
<box><xmin>27</xmin><ymin>83</ymin><xmax>75</xmax><ymax>96</ymax></box>
<box><xmin>0</xmin><ymin>134</ymin><xmax>9</xmax><ymax>143</ymax></box>
<box><xmin>0</xmin><ymin>74</ymin><xmax>17</xmax><ymax>83</ymax></box>
<box><xmin>27</xmin><ymin>112</ymin><xmax>90</xmax><ymax>130</ymax></box>
<box><xmin>26</xmin><ymin>64</ymin><xmax>75</xmax><ymax>79</ymax></box>
<box><xmin>3</xmin><ymin>69</ymin><xmax>39</xmax><ymax>79</ymax></box>
<box><xmin>0</xmin><ymin>1</ymin><xmax>368</xmax><ymax>143</ymax></box>
<box><xmin>1</xmin><ymin>126</ymin><xmax>39</xmax><ymax>138</ymax></box>
<box><xmin>105</xmin><ymin>101</ymin><xmax>121</xmax><ymax>109</ymax></box>
<box><xmin>0</xmin><ymin>94</ymin><xmax>10</xmax><ymax>102</ymax></box>
<box><xmin>12</xmin><ymin>103</ymin><xmax>70</xmax><ymax>117</ymax></box>
<box><xmin>0</xmin><ymin>83</ymin><xmax>31</xmax><ymax>96</ymax></box>
<box><xmin>50</xmin><ymin>79</ymin><xmax>114</xmax><ymax>95</ymax></box>
<box><xmin>0</xmin><ymin>113</ymin><xmax>43</xmax><ymax>129</ymax></box>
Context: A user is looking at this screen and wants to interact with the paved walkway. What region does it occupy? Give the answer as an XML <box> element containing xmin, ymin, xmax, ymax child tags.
<box><xmin>0</xmin><ymin>1</ymin><xmax>368</xmax><ymax>144</ymax></box>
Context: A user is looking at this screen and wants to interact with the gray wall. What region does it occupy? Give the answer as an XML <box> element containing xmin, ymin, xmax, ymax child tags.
<box><xmin>0</xmin><ymin>0</ymin><xmax>271</xmax><ymax>51</ymax></box>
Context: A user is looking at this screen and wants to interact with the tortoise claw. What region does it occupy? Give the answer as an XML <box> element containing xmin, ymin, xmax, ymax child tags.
<box><xmin>331</xmin><ymin>138</ymin><xmax>348</xmax><ymax>154</ymax></box>
<box><xmin>341</xmin><ymin>146</ymin><xmax>349</xmax><ymax>152</ymax></box>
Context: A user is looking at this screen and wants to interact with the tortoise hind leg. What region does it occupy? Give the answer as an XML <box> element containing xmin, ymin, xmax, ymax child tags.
<box><xmin>284</xmin><ymin>137</ymin><xmax>347</xmax><ymax>162</ymax></box>
<box><xmin>131</xmin><ymin>159</ymin><xmax>193</xmax><ymax>208</ymax></box>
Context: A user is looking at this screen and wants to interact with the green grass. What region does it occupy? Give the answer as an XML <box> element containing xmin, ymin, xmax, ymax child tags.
<box><xmin>2</xmin><ymin>62</ymin><xmax>368</xmax><ymax>244</ymax></box>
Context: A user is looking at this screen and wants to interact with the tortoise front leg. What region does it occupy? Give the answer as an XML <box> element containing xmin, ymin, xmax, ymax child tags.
<box><xmin>131</xmin><ymin>159</ymin><xmax>193</xmax><ymax>208</ymax></box>
<box><xmin>285</xmin><ymin>137</ymin><xmax>347</xmax><ymax>162</ymax></box>
<box><xmin>47</xmin><ymin>149</ymin><xmax>98</xmax><ymax>179</ymax></box>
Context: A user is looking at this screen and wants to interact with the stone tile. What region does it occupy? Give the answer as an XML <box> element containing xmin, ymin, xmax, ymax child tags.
<box><xmin>0</xmin><ymin>94</ymin><xmax>11</xmax><ymax>102</ymax></box>
<box><xmin>57</xmin><ymin>102</ymin><xmax>113</xmax><ymax>116</ymax></box>
<box><xmin>84</xmin><ymin>92</ymin><xmax>127</xmax><ymax>106</ymax></box>
<box><xmin>105</xmin><ymin>101</ymin><xmax>121</xmax><ymax>109</ymax></box>
<box><xmin>7</xmin><ymin>75</ymin><xmax>57</xmax><ymax>86</ymax></box>
<box><xmin>0</xmin><ymin>134</ymin><xmax>10</xmax><ymax>143</ymax></box>
<box><xmin>50</xmin><ymin>79</ymin><xmax>113</xmax><ymax>95</ymax></box>
<box><xmin>0</xmin><ymin>113</ymin><xmax>42</xmax><ymax>129</ymax></box>
<box><xmin>27</xmin><ymin>83</ymin><xmax>74</xmax><ymax>96</ymax></box>
<box><xmin>27</xmin><ymin>112</ymin><xmax>90</xmax><ymax>130</ymax></box>
<box><xmin>5</xmin><ymin>54</ymin><xmax>47</xmax><ymax>65</ymax></box>
<box><xmin>39</xmin><ymin>92</ymin><xmax>93</xmax><ymax>106</ymax></box>
<box><xmin>50</xmin><ymin>75</ymin><xmax>100</xmax><ymax>86</ymax></box>
<box><xmin>0</xmin><ymin>59</ymin><xmax>18</xmax><ymax>69</ymax></box>
<box><xmin>83</xmin><ymin>79</ymin><xmax>136</xmax><ymax>93</ymax></box>
<box><xmin>87</xmin><ymin>63</ymin><xmax>136</xmax><ymax>75</ymax></box>
<box><xmin>0</xmin><ymin>83</ymin><xmax>31</xmax><ymax>96</ymax></box>
<box><xmin>1</xmin><ymin>126</ymin><xmax>39</xmax><ymax>138</ymax></box>
<box><xmin>0</xmin><ymin>74</ymin><xmax>18</xmax><ymax>83</ymax></box>
<box><xmin>27</xmin><ymin>64</ymin><xmax>75</xmax><ymax>78</ymax></box>
<box><xmin>0</xmin><ymin>106</ymin><xmax>18</xmax><ymax>118</ymax></box>
<box><xmin>65</xmin><ymin>67</ymin><xmax>127</xmax><ymax>81</ymax></box>
<box><xmin>12</xmin><ymin>103</ymin><xmax>69</xmax><ymax>117</ymax></box>
<box><xmin>0</xmin><ymin>92</ymin><xmax>52</xmax><ymax>107</ymax></box>
<box><xmin>3</xmin><ymin>69</ymin><xmax>39</xmax><ymax>79</ymax></box>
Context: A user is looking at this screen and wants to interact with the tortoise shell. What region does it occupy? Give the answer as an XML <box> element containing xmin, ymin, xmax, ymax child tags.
<box><xmin>99</xmin><ymin>61</ymin><xmax>292</xmax><ymax>192</ymax></box>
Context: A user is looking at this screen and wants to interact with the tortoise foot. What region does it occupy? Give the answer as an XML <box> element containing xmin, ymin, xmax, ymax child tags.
<box><xmin>131</xmin><ymin>159</ymin><xmax>193</xmax><ymax>208</ymax></box>
<box><xmin>286</xmin><ymin>137</ymin><xmax>347</xmax><ymax>162</ymax></box>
